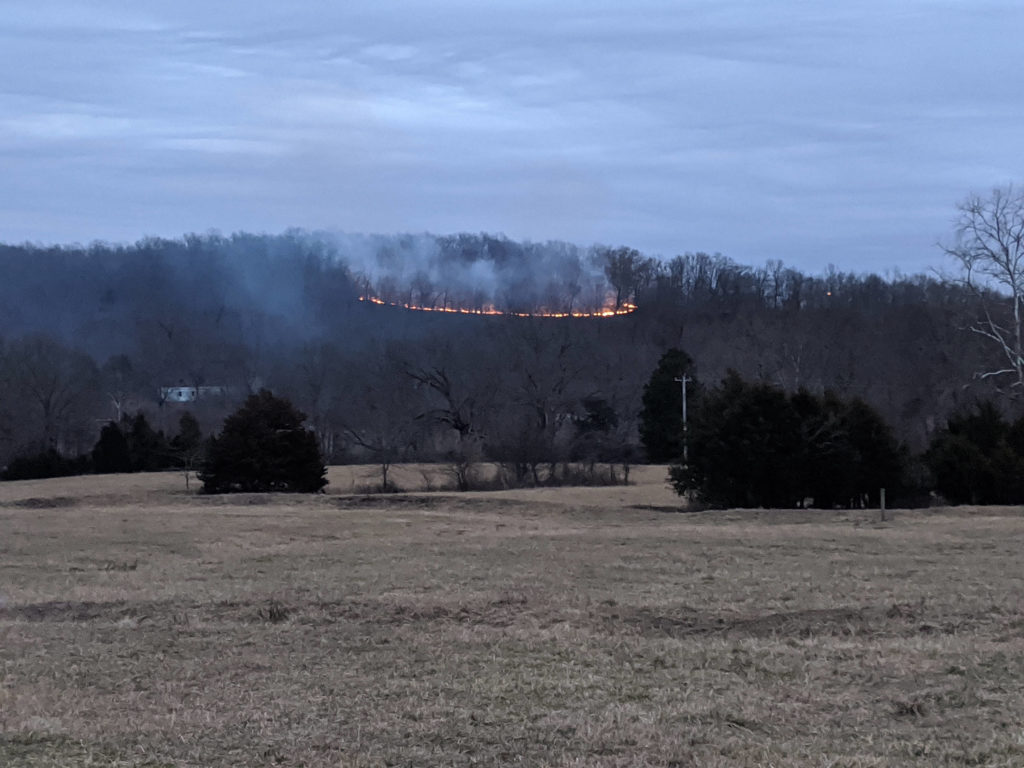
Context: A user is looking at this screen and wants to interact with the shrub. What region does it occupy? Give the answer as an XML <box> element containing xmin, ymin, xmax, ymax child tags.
<box><xmin>2</xmin><ymin>449</ymin><xmax>91</xmax><ymax>481</ymax></box>
<box><xmin>90</xmin><ymin>414</ymin><xmax>176</xmax><ymax>475</ymax></box>
<box><xmin>92</xmin><ymin>422</ymin><xmax>132</xmax><ymax>474</ymax></box>
<box><xmin>125</xmin><ymin>413</ymin><xmax>171</xmax><ymax>472</ymax></box>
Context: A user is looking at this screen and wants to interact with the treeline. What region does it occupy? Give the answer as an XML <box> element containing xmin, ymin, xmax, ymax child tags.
<box><xmin>0</xmin><ymin>230</ymin><xmax>1008</xmax><ymax>479</ymax></box>
<box><xmin>643</xmin><ymin>349</ymin><xmax>1024</xmax><ymax>508</ymax></box>
<box><xmin>2</xmin><ymin>412</ymin><xmax>202</xmax><ymax>481</ymax></box>
<box><xmin>0</xmin><ymin>322</ymin><xmax>652</xmax><ymax>487</ymax></box>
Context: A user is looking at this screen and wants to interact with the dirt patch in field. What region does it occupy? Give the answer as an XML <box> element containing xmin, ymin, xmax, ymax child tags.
<box><xmin>329</xmin><ymin>493</ymin><xmax>540</xmax><ymax>512</ymax></box>
<box><xmin>603</xmin><ymin>602</ymin><xmax>968</xmax><ymax>639</ymax></box>
<box><xmin>1</xmin><ymin>593</ymin><xmax>978</xmax><ymax>642</ymax></box>
<box><xmin>0</xmin><ymin>599</ymin><xmax>165</xmax><ymax>623</ymax></box>
<box><xmin>0</xmin><ymin>594</ymin><xmax>533</xmax><ymax>629</ymax></box>
<box><xmin>330</xmin><ymin>494</ymin><xmax>457</xmax><ymax>510</ymax></box>
<box><xmin>3</xmin><ymin>495</ymin><xmax>78</xmax><ymax>509</ymax></box>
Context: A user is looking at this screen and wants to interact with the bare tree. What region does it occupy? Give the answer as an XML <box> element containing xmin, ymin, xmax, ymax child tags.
<box><xmin>402</xmin><ymin>336</ymin><xmax>500</xmax><ymax>491</ymax></box>
<box><xmin>291</xmin><ymin>342</ymin><xmax>344</xmax><ymax>460</ymax></box>
<box><xmin>602</xmin><ymin>247</ymin><xmax>656</xmax><ymax>310</ymax></box>
<box><xmin>491</xmin><ymin>321</ymin><xmax>590</xmax><ymax>484</ymax></box>
<box><xmin>405</xmin><ymin>366</ymin><xmax>477</xmax><ymax>440</ymax></box>
<box><xmin>340</xmin><ymin>350</ymin><xmax>423</xmax><ymax>492</ymax></box>
<box><xmin>4</xmin><ymin>334</ymin><xmax>101</xmax><ymax>452</ymax></box>
<box><xmin>100</xmin><ymin>354</ymin><xmax>136</xmax><ymax>422</ymax></box>
<box><xmin>943</xmin><ymin>186</ymin><xmax>1024</xmax><ymax>394</ymax></box>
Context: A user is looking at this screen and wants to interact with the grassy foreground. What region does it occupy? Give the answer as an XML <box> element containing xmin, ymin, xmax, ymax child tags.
<box><xmin>1</xmin><ymin>467</ymin><xmax>1023</xmax><ymax>767</ymax></box>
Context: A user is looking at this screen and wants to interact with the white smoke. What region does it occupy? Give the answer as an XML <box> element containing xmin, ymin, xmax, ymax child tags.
<box><xmin>321</xmin><ymin>230</ymin><xmax>617</xmax><ymax>313</ymax></box>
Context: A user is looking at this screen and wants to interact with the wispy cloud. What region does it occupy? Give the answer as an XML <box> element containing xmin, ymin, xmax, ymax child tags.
<box><xmin>1</xmin><ymin>1</ymin><xmax>1023</xmax><ymax>273</ymax></box>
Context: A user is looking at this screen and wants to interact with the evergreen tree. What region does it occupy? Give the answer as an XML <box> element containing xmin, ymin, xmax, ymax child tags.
<box><xmin>790</xmin><ymin>389</ymin><xmax>854</xmax><ymax>508</ymax></box>
<box><xmin>92</xmin><ymin>421</ymin><xmax>131</xmax><ymax>474</ymax></box>
<box><xmin>125</xmin><ymin>413</ymin><xmax>170</xmax><ymax>472</ymax></box>
<box><xmin>170</xmin><ymin>412</ymin><xmax>202</xmax><ymax>458</ymax></box>
<box><xmin>841</xmin><ymin>397</ymin><xmax>906</xmax><ymax>507</ymax></box>
<box><xmin>199</xmin><ymin>390</ymin><xmax>327</xmax><ymax>494</ymax></box>
<box><xmin>671</xmin><ymin>371</ymin><xmax>801</xmax><ymax>507</ymax></box>
<box><xmin>639</xmin><ymin>348</ymin><xmax>697</xmax><ymax>463</ymax></box>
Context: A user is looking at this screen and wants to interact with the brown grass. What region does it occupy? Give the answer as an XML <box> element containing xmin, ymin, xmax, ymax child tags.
<box><xmin>2</xmin><ymin>467</ymin><xmax>1024</xmax><ymax>766</ymax></box>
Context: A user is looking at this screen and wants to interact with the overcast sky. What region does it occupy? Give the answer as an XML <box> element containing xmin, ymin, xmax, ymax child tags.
<box><xmin>3</xmin><ymin>1</ymin><xmax>1022</xmax><ymax>274</ymax></box>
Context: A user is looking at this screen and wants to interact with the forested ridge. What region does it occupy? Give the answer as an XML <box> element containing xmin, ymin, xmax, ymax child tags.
<box><xmin>0</xmin><ymin>229</ymin><xmax>1004</xmax><ymax>480</ymax></box>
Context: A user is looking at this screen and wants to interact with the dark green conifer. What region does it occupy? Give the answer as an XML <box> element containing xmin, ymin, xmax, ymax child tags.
<box><xmin>199</xmin><ymin>390</ymin><xmax>327</xmax><ymax>494</ymax></box>
<box><xmin>639</xmin><ymin>348</ymin><xmax>697</xmax><ymax>463</ymax></box>
<box><xmin>92</xmin><ymin>421</ymin><xmax>131</xmax><ymax>474</ymax></box>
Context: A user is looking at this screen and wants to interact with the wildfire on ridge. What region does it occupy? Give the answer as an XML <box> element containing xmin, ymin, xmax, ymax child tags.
<box><xmin>358</xmin><ymin>295</ymin><xmax>637</xmax><ymax>318</ymax></box>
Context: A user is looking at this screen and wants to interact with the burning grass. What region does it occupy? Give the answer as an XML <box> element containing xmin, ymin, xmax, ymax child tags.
<box><xmin>2</xmin><ymin>469</ymin><xmax>1024</xmax><ymax>765</ymax></box>
<box><xmin>358</xmin><ymin>294</ymin><xmax>638</xmax><ymax>318</ymax></box>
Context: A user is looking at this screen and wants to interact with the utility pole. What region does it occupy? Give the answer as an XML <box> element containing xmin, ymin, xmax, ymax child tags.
<box><xmin>674</xmin><ymin>374</ymin><xmax>690</xmax><ymax>465</ymax></box>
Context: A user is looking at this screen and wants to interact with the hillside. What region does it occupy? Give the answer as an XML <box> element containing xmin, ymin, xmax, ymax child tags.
<box><xmin>0</xmin><ymin>231</ymin><xmax>1002</xmax><ymax>469</ymax></box>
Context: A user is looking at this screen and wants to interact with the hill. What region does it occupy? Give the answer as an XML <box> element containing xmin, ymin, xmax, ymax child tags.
<box><xmin>0</xmin><ymin>231</ymin><xmax>1002</xmax><ymax>468</ymax></box>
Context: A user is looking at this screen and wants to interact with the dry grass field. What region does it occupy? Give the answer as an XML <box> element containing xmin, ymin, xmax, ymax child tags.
<box><xmin>2</xmin><ymin>466</ymin><xmax>1024</xmax><ymax>766</ymax></box>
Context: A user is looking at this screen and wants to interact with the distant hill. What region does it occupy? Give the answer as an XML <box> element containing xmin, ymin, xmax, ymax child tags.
<box><xmin>0</xmin><ymin>230</ymin><xmax>1002</xmax><ymax>465</ymax></box>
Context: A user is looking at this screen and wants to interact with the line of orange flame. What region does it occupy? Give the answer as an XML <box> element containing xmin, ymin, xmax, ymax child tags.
<box><xmin>358</xmin><ymin>295</ymin><xmax>637</xmax><ymax>318</ymax></box>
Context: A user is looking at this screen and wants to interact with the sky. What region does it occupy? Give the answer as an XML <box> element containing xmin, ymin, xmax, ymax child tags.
<box><xmin>2</xmin><ymin>1</ymin><xmax>1023</xmax><ymax>275</ymax></box>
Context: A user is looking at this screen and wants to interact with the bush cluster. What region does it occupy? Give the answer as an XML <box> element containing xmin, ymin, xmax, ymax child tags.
<box><xmin>668</xmin><ymin>370</ymin><xmax>906</xmax><ymax>509</ymax></box>
<box><xmin>925</xmin><ymin>402</ymin><xmax>1024</xmax><ymax>504</ymax></box>
<box><xmin>1</xmin><ymin>449</ymin><xmax>91</xmax><ymax>481</ymax></box>
<box><xmin>2</xmin><ymin>412</ymin><xmax>203</xmax><ymax>481</ymax></box>
<box><xmin>3</xmin><ymin>391</ymin><xmax>327</xmax><ymax>495</ymax></box>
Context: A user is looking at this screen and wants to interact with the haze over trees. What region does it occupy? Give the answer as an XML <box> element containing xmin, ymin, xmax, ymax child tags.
<box><xmin>0</xmin><ymin>187</ymin><xmax>1021</xmax><ymax>499</ymax></box>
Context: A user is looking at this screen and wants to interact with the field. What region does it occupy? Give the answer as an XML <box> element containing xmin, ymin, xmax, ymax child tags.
<box><xmin>2</xmin><ymin>467</ymin><xmax>1024</xmax><ymax>767</ymax></box>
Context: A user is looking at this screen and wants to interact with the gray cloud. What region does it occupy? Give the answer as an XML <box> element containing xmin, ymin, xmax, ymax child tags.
<box><xmin>2</xmin><ymin>0</ymin><xmax>1023</xmax><ymax>274</ymax></box>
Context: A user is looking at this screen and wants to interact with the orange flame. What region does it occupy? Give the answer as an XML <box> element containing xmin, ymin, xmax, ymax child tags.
<box><xmin>358</xmin><ymin>295</ymin><xmax>637</xmax><ymax>318</ymax></box>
